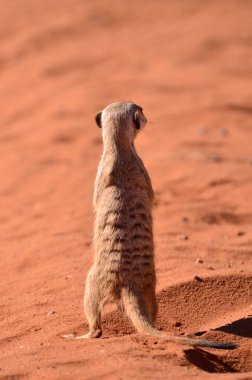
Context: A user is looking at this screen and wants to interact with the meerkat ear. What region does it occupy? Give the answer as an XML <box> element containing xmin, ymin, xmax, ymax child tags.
<box><xmin>134</xmin><ymin>109</ymin><xmax>146</xmax><ymax>130</ymax></box>
<box><xmin>133</xmin><ymin>111</ymin><xmax>141</xmax><ymax>129</ymax></box>
<box><xmin>95</xmin><ymin>111</ymin><xmax>102</xmax><ymax>128</ymax></box>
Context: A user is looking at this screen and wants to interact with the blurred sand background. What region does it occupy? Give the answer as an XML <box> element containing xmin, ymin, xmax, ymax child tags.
<box><xmin>0</xmin><ymin>0</ymin><xmax>252</xmax><ymax>379</ymax></box>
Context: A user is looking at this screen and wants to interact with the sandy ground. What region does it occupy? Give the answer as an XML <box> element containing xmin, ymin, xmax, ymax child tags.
<box><xmin>0</xmin><ymin>0</ymin><xmax>252</xmax><ymax>379</ymax></box>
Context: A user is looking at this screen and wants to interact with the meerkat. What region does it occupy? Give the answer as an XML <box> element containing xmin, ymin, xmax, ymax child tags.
<box><xmin>64</xmin><ymin>102</ymin><xmax>235</xmax><ymax>349</ymax></box>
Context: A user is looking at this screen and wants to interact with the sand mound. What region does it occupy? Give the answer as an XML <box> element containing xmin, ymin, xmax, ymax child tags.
<box><xmin>101</xmin><ymin>275</ymin><xmax>252</xmax><ymax>373</ymax></box>
<box><xmin>103</xmin><ymin>275</ymin><xmax>251</xmax><ymax>335</ymax></box>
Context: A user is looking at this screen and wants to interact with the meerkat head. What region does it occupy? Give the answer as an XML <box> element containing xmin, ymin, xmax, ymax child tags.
<box><xmin>95</xmin><ymin>102</ymin><xmax>147</xmax><ymax>148</ymax></box>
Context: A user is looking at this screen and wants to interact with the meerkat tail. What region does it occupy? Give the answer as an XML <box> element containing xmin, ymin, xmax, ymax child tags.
<box><xmin>62</xmin><ymin>332</ymin><xmax>236</xmax><ymax>349</ymax></box>
<box><xmin>121</xmin><ymin>288</ymin><xmax>237</xmax><ymax>349</ymax></box>
<box><xmin>163</xmin><ymin>336</ymin><xmax>237</xmax><ymax>349</ymax></box>
<box><xmin>121</xmin><ymin>287</ymin><xmax>162</xmax><ymax>336</ymax></box>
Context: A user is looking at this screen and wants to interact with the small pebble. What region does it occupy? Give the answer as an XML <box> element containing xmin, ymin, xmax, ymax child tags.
<box><xmin>237</xmin><ymin>231</ymin><xmax>245</xmax><ymax>236</ymax></box>
<box><xmin>177</xmin><ymin>234</ymin><xmax>189</xmax><ymax>241</ymax></box>
<box><xmin>195</xmin><ymin>258</ymin><xmax>204</xmax><ymax>264</ymax></box>
<box><xmin>194</xmin><ymin>275</ymin><xmax>204</xmax><ymax>282</ymax></box>
<box><xmin>209</xmin><ymin>154</ymin><xmax>223</xmax><ymax>163</ymax></box>
<box><xmin>47</xmin><ymin>310</ymin><xmax>56</xmax><ymax>316</ymax></box>
<box><xmin>182</xmin><ymin>216</ymin><xmax>189</xmax><ymax>223</ymax></box>
<box><xmin>208</xmin><ymin>266</ymin><xmax>215</xmax><ymax>270</ymax></box>
<box><xmin>208</xmin><ymin>180</ymin><xmax>218</xmax><ymax>187</ymax></box>
<box><xmin>175</xmin><ymin>321</ymin><xmax>182</xmax><ymax>327</ymax></box>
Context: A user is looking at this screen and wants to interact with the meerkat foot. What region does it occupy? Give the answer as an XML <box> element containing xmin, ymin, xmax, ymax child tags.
<box><xmin>63</xmin><ymin>329</ymin><xmax>102</xmax><ymax>339</ymax></box>
<box><xmin>77</xmin><ymin>329</ymin><xmax>102</xmax><ymax>339</ymax></box>
<box><xmin>62</xmin><ymin>333</ymin><xmax>76</xmax><ymax>339</ymax></box>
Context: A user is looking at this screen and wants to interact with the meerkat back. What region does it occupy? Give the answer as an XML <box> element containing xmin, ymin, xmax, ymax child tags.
<box><xmin>81</xmin><ymin>102</ymin><xmax>157</xmax><ymax>338</ymax></box>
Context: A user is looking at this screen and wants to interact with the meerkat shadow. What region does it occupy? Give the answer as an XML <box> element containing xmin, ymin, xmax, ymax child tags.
<box><xmin>184</xmin><ymin>348</ymin><xmax>239</xmax><ymax>373</ymax></box>
<box><xmin>214</xmin><ymin>317</ymin><xmax>252</xmax><ymax>339</ymax></box>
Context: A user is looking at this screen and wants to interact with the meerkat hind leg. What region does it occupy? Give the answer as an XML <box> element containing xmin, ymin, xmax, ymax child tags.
<box><xmin>83</xmin><ymin>280</ymin><xmax>102</xmax><ymax>338</ymax></box>
<box><xmin>63</xmin><ymin>280</ymin><xmax>102</xmax><ymax>339</ymax></box>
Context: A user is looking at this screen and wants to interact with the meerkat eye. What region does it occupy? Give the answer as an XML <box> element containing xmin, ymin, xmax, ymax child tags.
<box><xmin>95</xmin><ymin>111</ymin><xmax>102</xmax><ymax>128</ymax></box>
<box><xmin>133</xmin><ymin>111</ymin><xmax>141</xmax><ymax>129</ymax></box>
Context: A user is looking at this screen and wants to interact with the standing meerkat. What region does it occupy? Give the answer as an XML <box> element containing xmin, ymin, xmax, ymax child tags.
<box><xmin>64</xmin><ymin>101</ymin><xmax>235</xmax><ymax>349</ymax></box>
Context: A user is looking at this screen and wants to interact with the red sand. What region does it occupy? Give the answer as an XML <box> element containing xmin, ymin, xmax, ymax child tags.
<box><xmin>0</xmin><ymin>1</ymin><xmax>252</xmax><ymax>379</ymax></box>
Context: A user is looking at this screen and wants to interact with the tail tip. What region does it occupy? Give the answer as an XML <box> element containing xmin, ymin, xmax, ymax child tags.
<box><xmin>196</xmin><ymin>340</ymin><xmax>238</xmax><ymax>349</ymax></box>
<box><xmin>218</xmin><ymin>342</ymin><xmax>238</xmax><ymax>350</ymax></box>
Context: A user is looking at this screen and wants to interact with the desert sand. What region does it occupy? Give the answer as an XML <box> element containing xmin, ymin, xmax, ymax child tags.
<box><xmin>0</xmin><ymin>0</ymin><xmax>251</xmax><ymax>379</ymax></box>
